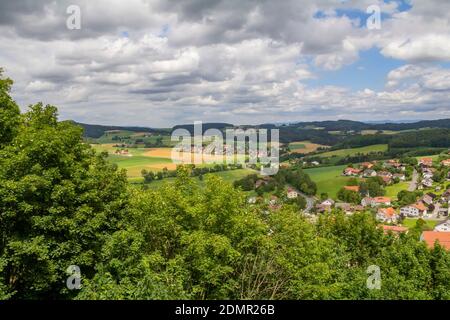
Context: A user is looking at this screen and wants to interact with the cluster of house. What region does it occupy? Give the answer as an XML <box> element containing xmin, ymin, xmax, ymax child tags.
<box><xmin>315</xmin><ymin>198</ymin><xmax>365</xmax><ymax>214</ymax></box>
<box><xmin>301</xmin><ymin>161</ymin><xmax>320</xmax><ymax>167</ymax></box>
<box><xmin>114</xmin><ymin>149</ymin><xmax>131</xmax><ymax>156</ymax></box>
<box><xmin>248</xmin><ymin>186</ymin><xmax>300</xmax><ymax>211</ymax></box>
<box><xmin>376</xmin><ymin>190</ymin><xmax>450</xmax><ymax>223</ymax></box>
<box><xmin>342</xmin><ymin>160</ymin><xmax>406</xmax><ymax>185</ymax></box>
<box><xmin>419</xmin><ymin>158</ymin><xmax>436</xmax><ymax>189</ymax></box>
<box><xmin>316</xmin><ymin>193</ymin><xmax>394</xmax><ymax>214</ymax></box>
<box><xmin>418</xmin><ymin>157</ymin><xmax>450</xmax><ymax>189</ymax></box>
<box><xmin>379</xmin><ymin>222</ymin><xmax>450</xmax><ymax>250</ymax></box>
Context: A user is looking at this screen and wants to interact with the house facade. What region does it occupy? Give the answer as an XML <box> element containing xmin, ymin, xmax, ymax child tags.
<box><xmin>434</xmin><ymin>220</ymin><xmax>450</xmax><ymax>232</ymax></box>
<box><xmin>287</xmin><ymin>187</ymin><xmax>298</xmax><ymax>199</ymax></box>
<box><xmin>376</xmin><ymin>207</ymin><xmax>399</xmax><ymax>223</ymax></box>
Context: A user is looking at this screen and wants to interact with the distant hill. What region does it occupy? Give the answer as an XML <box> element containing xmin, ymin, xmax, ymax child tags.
<box><xmin>74</xmin><ymin>118</ymin><xmax>450</xmax><ymax>142</ymax></box>
<box><xmin>71</xmin><ymin>122</ymin><xmax>170</xmax><ymax>138</ymax></box>
<box><xmin>172</xmin><ymin>123</ymin><xmax>234</xmax><ymax>135</ymax></box>
<box><xmin>369</xmin><ymin>119</ymin><xmax>450</xmax><ymax>131</ymax></box>
<box><xmin>286</xmin><ymin>119</ymin><xmax>450</xmax><ymax>131</ymax></box>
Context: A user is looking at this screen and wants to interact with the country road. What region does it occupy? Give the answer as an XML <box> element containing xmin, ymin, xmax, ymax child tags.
<box><xmin>298</xmin><ymin>191</ymin><xmax>315</xmax><ymax>213</ymax></box>
<box><xmin>408</xmin><ymin>169</ymin><xmax>419</xmax><ymax>192</ymax></box>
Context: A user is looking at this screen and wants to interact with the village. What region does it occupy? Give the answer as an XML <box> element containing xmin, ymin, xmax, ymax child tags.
<box><xmin>246</xmin><ymin>155</ymin><xmax>450</xmax><ymax>250</ymax></box>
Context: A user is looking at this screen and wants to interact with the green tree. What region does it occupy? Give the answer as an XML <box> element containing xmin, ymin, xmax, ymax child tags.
<box><xmin>0</xmin><ymin>68</ymin><xmax>20</xmax><ymax>148</ymax></box>
<box><xmin>0</xmin><ymin>103</ymin><xmax>129</xmax><ymax>299</ymax></box>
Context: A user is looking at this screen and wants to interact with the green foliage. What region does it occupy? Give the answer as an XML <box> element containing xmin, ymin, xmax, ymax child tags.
<box><xmin>0</xmin><ymin>103</ymin><xmax>129</xmax><ymax>299</ymax></box>
<box><xmin>2</xmin><ymin>74</ymin><xmax>450</xmax><ymax>301</ymax></box>
<box><xmin>0</xmin><ymin>69</ymin><xmax>20</xmax><ymax>148</ymax></box>
<box><xmin>337</xmin><ymin>188</ymin><xmax>361</xmax><ymax>204</ymax></box>
<box><xmin>397</xmin><ymin>190</ymin><xmax>423</xmax><ymax>206</ymax></box>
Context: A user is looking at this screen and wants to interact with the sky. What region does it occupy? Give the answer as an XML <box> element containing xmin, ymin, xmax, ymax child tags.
<box><xmin>0</xmin><ymin>0</ymin><xmax>450</xmax><ymax>127</ymax></box>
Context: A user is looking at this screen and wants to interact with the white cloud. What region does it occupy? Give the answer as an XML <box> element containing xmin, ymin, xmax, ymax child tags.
<box><xmin>0</xmin><ymin>0</ymin><xmax>450</xmax><ymax>126</ymax></box>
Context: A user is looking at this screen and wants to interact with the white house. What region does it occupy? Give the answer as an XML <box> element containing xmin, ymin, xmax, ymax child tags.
<box><xmin>400</xmin><ymin>205</ymin><xmax>420</xmax><ymax>217</ymax></box>
<box><xmin>434</xmin><ymin>220</ymin><xmax>450</xmax><ymax>232</ymax></box>
<box><xmin>422</xmin><ymin>179</ymin><xmax>433</xmax><ymax>188</ymax></box>
<box><xmin>400</xmin><ymin>202</ymin><xmax>428</xmax><ymax>217</ymax></box>
<box><xmin>363</xmin><ymin>169</ymin><xmax>377</xmax><ymax>177</ymax></box>
<box><xmin>287</xmin><ymin>187</ymin><xmax>298</xmax><ymax>199</ymax></box>
<box><xmin>321</xmin><ymin>199</ymin><xmax>335</xmax><ymax>206</ymax></box>
<box><xmin>361</xmin><ymin>197</ymin><xmax>373</xmax><ymax>207</ymax></box>
<box><xmin>371</xmin><ymin>197</ymin><xmax>392</xmax><ymax>207</ymax></box>
<box><xmin>422</xmin><ymin>193</ymin><xmax>436</xmax><ymax>206</ymax></box>
<box><xmin>376</xmin><ymin>208</ymin><xmax>399</xmax><ymax>224</ymax></box>
<box><xmin>393</xmin><ymin>173</ymin><xmax>406</xmax><ymax>181</ymax></box>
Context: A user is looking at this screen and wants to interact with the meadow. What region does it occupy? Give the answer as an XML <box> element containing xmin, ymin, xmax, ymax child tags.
<box><xmin>304</xmin><ymin>165</ymin><xmax>349</xmax><ymax>198</ymax></box>
<box><xmin>402</xmin><ymin>218</ymin><xmax>440</xmax><ymax>229</ymax></box>
<box><xmin>385</xmin><ymin>181</ymin><xmax>410</xmax><ymax>200</ymax></box>
<box><xmin>142</xmin><ymin>168</ymin><xmax>258</xmax><ymax>189</ymax></box>
<box><xmin>317</xmin><ymin>144</ymin><xmax>388</xmax><ymax>158</ymax></box>
<box><xmin>92</xmin><ymin>144</ymin><xmax>253</xmax><ymax>184</ymax></box>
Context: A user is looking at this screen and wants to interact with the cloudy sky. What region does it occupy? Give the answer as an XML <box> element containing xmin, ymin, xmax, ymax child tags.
<box><xmin>1</xmin><ymin>0</ymin><xmax>450</xmax><ymax>127</ymax></box>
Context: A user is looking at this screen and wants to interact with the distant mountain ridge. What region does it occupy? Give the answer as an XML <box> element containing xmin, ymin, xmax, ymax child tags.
<box><xmin>73</xmin><ymin>118</ymin><xmax>450</xmax><ymax>139</ymax></box>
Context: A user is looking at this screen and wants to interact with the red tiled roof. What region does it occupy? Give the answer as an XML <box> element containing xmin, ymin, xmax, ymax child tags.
<box><xmin>344</xmin><ymin>186</ymin><xmax>360</xmax><ymax>192</ymax></box>
<box><xmin>422</xmin><ymin>231</ymin><xmax>450</xmax><ymax>250</ymax></box>
<box><xmin>345</xmin><ymin>167</ymin><xmax>361</xmax><ymax>173</ymax></box>
<box><xmin>382</xmin><ymin>225</ymin><xmax>408</xmax><ymax>233</ymax></box>
<box><xmin>373</xmin><ymin>197</ymin><xmax>391</xmax><ymax>203</ymax></box>
<box><xmin>378</xmin><ymin>207</ymin><xmax>397</xmax><ymax>218</ymax></box>
<box><xmin>420</xmin><ymin>158</ymin><xmax>433</xmax><ymax>164</ymax></box>
<box><xmin>413</xmin><ymin>202</ymin><xmax>427</xmax><ymax>212</ymax></box>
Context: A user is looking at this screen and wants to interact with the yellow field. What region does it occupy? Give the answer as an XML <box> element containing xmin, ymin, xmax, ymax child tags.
<box><xmin>289</xmin><ymin>141</ymin><xmax>329</xmax><ymax>154</ymax></box>
<box><xmin>92</xmin><ymin>144</ymin><xmax>249</xmax><ymax>178</ymax></box>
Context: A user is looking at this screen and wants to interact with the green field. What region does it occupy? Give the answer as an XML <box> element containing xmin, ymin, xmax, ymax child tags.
<box><xmin>95</xmin><ymin>130</ymin><xmax>175</xmax><ymax>146</ymax></box>
<box><xmin>289</xmin><ymin>143</ymin><xmax>306</xmax><ymax>150</ymax></box>
<box><xmin>143</xmin><ymin>168</ymin><xmax>257</xmax><ymax>189</ymax></box>
<box><xmin>304</xmin><ymin>165</ymin><xmax>349</xmax><ymax>198</ymax></box>
<box><xmin>402</xmin><ymin>218</ymin><xmax>440</xmax><ymax>229</ymax></box>
<box><xmin>385</xmin><ymin>181</ymin><xmax>410</xmax><ymax>200</ymax></box>
<box><xmin>91</xmin><ymin>144</ymin><xmax>174</xmax><ymax>177</ymax></box>
<box><xmin>318</xmin><ymin>144</ymin><xmax>388</xmax><ymax>158</ymax></box>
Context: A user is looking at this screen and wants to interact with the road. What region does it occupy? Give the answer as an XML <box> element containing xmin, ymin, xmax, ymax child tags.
<box><xmin>433</xmin><ymin>202</ymin><xmax>441</xmax><ymax>217</ymax></box>
<box><xmin>408</xmin><ymin>169</ymin><xmax>419</xmax><ymax>192</ymax></box>
<box><xmin>298</xmin><ymin>191</ymin><xmax>315</xmax><ymax>213</ymax></box>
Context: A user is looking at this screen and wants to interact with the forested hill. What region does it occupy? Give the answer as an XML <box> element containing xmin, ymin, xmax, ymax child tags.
<box><xmin>76</xmin><ymin>118</ymin><xmax>450</xmax><ymax>146</ymax></box>
<box><xmin>280</xmin><ymin>118</ymin><xmax>450</xmax><ymax>131</ymax></box>
<box><xmin>72</xmin><ymin>121</ymin><xmax>170</xmax><ymax>138</ymax></box>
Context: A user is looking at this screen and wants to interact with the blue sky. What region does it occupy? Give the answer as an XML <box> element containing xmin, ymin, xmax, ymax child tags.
<box><xmin>306</xmin><ymin>48</ymin><xmax>405</xmax><ymax>91</ymax></box>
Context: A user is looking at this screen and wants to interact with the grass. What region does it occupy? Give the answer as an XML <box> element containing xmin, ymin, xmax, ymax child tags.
<box><xmin>91</xmin><ymin>144</ymin><xmax>174</xmax><ymax>177</ymax></box>
<box><xmin>109</xmin><ymin>155</ymin><xmax>173</xmax><ymax>177</ymax></box>
<box><xmin>142</xmin><ymin>168</ymin><xmax>257</xmax><ymax>189</ymax></box>
<box><xmin>317</xmin><ymin>144</ymin><xmax>388</xmax><ymax>158</ymax></box>
<box><xmin>385</xmin><ymin>182</ymin><xmax>410</xmax><ymax>200</ymax></box>
<box><xmin>304</xmin><ymin>165</ymin><xmax>349</xmax><ymax>198</ymax></box>
<box><xmin>289</xmin><ymin>143</ymin><xmax>306</xmax><ymax>150</ymax></box>
<box><xmin>402</xmin><ymin>218</ymin><xmax>440</xmax><ymax>229</ymax></box>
